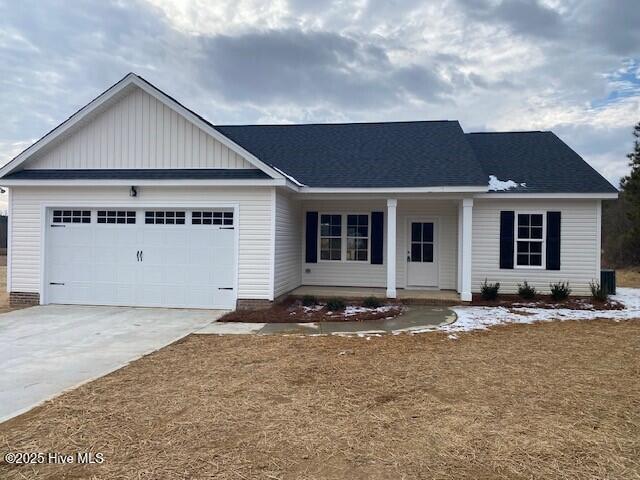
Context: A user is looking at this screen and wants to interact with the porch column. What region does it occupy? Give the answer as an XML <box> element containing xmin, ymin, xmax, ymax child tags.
<box><xmin>386</xmin><ymin>198</ymin><xmax>397</xmax><ymax>298</ymax></box>
<box><xmin>460</xmin><ymin>198</ymin><xmax>473</xmax><ymax>301</ymax></box>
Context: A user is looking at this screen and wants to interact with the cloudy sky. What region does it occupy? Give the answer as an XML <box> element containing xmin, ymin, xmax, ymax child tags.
<box><xmin>1</xmin><ymin>0</ymin><xmax>639</xmax><ymax>207</ymax></box>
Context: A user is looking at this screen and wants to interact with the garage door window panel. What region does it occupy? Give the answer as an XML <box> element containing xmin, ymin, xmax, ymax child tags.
<box><xmin>52</xmin><ymin>210</ymin><xmax>91</xmax><ymax>224</ymax></box>
<box><xmin>192</xmin><ymin>211</ymin><xmax>234</xmax><ymax>226</ymax></box>
<box><xmin>97</xmin><ymin>210</ymin><xmax>136</xmax><ymax>224</ymax></box>
<box><xmin>145</xmin><ymin>211</ymin><xmax>186</xmax><ymax>225</ymax></box>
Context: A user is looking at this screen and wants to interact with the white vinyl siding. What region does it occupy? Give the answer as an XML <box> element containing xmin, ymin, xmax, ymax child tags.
<box><xmin>472</xmin><ymin>199</ymin><xmax>600</xmax><ymax>295</ymax></box>
<box><xmin>9</xmin><ymin>186</ymin><xmax>273</xmax><ymax>301</ymax></box>
<box><xmin>301</xmin><ymin>199</ymin><xmax>458</xmax><ymax>290</ymax></box>
<box><xmin>26</xmin><ymin>87</ymin><xmax>254</xmax><ymax>170</ymax></box>
<box><xmin>274</xmin><ymin>190</ymin><xmax>302</xmax><ymax>298</ymax></box>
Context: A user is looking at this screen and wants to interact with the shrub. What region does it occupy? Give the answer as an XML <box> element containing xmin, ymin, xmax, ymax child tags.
<box><xmin>550</xmin><ymin>281</ymin><xmax>571</xmax><ymax>301</ymax></box>
<box><xmin>302</xmin><ymin>295</ymin><xmax>317</xmax><ymax>307</ymax></box>
<box><xmin>362</xmin><ymin>296</ymin><xmax>383</xmax><ymax>309</ymax></box>
<box><xmin>480</xmin><ymin>279</ymin><xmax>500</xmax><ymax>301</ymax></box>
<box><xmin>517</xmin><ymin>281</ymin><xmax>537</xmax><ymax>300</ymax></box>
<box><xmin>326</xmin><ymin>297</ymin><xmax>346</xmax><ymax>311</ymax></box>
<box><xmin>589</xmin><ymin>281</ymin><xmax>609</xmax><ymax>302</ymax></box>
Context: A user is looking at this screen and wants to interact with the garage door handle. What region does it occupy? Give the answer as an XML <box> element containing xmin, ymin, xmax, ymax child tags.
<box><xmin>218</xmin><ymin>287</ymin><xmax>234</xmax><ymax>290</ymax></box>
<box><xmin>49</xmin><ymin>282</ymin><xmax>65</xmax><ymax>285</ymax></box>
<box><xmin>140</xmin><ymin>250</ymin><xmax>143</xmax><ymax>261</ymax></box>
<box><xmin>136</xmin><ymin>250</ymin><xmax>140</xmax><ymax>261</ymax></box>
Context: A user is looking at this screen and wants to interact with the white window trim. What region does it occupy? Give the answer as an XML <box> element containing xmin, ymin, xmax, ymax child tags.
<box><xmin>514</xmin><ymin>211</ymin><xmax>546</xmax><ymax>269</ymax></box>
<box><xmin>317</xmin><ymin>212</ymin><xmax>371</xmax><ymax>263</ymax></box>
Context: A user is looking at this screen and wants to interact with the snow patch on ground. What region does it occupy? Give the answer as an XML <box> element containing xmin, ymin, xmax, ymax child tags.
<box><xmin>343</xmin><ymin>305</ymin><xmax>395</xmax><ymax>317</ymax></box>
<box><xmin>394</xmin><ymin>288</ymin><xmax>640</xmax><ymax>336</ymax></box>
<box><xmin>302</xmin><ymin>305</ymin><xmax>324</xmax><ymax>313</ymax></box>
<box><xmin>488</xmin><ymin>175</ymin><xmax>526</xmax><ymax>191</ymax></box>
<box><xmin>439</xmin><ymin>288</ymin><xmax>640</xmax><ymax>334</ymax></box>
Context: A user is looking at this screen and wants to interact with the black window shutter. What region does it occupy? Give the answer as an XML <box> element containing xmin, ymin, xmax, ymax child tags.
<box><xmin>305</xmin><ymin>212</ymin><xmax>318</xmax><ymax>263</ymax></box>
<box><xmin>371</xmin><ymin>211</ymin><xmax>384</xmax><ymax>264</ymax></box>
<box><xmin>546</xmin><ymin>211</ymin><xmax>561</xmax><ymax>270</ymax></box>
<box><xmin>499</xmin><ymin>211</ymin><xmax>515</xmax><ymax>269</ymax></box>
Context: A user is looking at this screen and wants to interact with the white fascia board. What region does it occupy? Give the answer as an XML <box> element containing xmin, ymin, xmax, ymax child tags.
<box><xmin>296</xmin><ymin>185</ymin><xmax>488</xmax><ymax>194</ymax></box>
<box><xmin>477</xmin><ymin>192</ymin><xmax>619</xmax><ymax>199</ymax></box>
<box><xmin>0</xmin><ymin>179</ymin><xmax>286</xmax><ymax>187</ymax></box>
<box><xmin>0</xmin><ymin>73</ymin><xmax>284</xmax><ymax>181</ymax></box>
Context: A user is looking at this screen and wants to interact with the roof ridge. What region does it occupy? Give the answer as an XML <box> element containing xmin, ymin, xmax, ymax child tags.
<box><xmin>466</xmin><ymin>130</ymin><xmax>548</xmax><ymax>135</ymax></box>
<box><xmin>216</xmin><ymin>120</ymin><xmax>458</xmax><ymax>128</ymax></box>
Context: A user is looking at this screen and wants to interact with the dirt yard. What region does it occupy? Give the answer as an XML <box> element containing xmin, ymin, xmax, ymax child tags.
<box><xmin>1</xmin><ymin>320</ymin><xmax>639</xmax><ymax>479</ymax></box>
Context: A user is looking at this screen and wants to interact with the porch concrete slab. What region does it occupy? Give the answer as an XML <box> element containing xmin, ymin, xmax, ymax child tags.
<box><xmin>289</xmin><ymin>286</ymin><xmax>462</xmax><ymax>304</ymax></box>
<box><xmin>0</xmin><ymin>305</ymin><xmax>225</xmax><ymax>422</ymax></box>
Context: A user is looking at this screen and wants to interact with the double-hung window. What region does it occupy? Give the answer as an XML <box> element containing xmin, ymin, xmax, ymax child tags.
<box><xmin>320</xmin><ymin>214</ymin><xmax>342</xmax><ymax>260</ymax></box>
<box><xmin>346</xmin><ymin>215</ymin><xmax>369</xmax><ymax>261</ymax></box>
<box><xmin>319</xmin><ymin>213</ymin><xmax>370</xmax><ymax>262</ymax></box>
<box><xmin>516</xmin><ymin>213</ymin><xmax>544</xmax><ymax>267</ymax></box>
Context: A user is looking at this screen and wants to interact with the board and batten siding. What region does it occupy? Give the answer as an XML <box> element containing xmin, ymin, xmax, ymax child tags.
<box><xmin>471</xmin><ymin>199</ymin><xmax>600</xmax><ymax>295</ymax></box>
<box><xmin>9</xmin><ymin>186</ymin><xmax>274</xmax><ymax>300</ymax></box>
<box><xmin>26</xmin><ymin>87</ymin><xmax>253</xmax><ymax>170</ymax></box>
<box><xmin>300</xmin><ymin>199</ymin><xmax>458</xmax><ymax>290</ymax></box>
<box><xmin>274</xmin><ymin>190</ymin><xmax>302</xmax><ymax>298</ymax></box>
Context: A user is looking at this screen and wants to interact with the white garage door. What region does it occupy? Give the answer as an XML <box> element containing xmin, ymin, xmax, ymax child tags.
<box><xmin>45</xmin><ymin>208</ymin><xmax>237</xmax><ymax>309</ymax></box>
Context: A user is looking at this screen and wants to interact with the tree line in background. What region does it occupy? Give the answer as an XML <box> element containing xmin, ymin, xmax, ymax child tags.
<box><xmin>602</xmin><ymin>121</ymin><xmax>640</xmax><ymax>267</ymax></box>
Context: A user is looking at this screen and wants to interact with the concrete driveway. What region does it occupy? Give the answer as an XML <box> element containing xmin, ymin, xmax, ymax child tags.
<box><xmin>0</xmin><ymin>305</ymin><xmax>225</xmax><ymax>422</ymax></box>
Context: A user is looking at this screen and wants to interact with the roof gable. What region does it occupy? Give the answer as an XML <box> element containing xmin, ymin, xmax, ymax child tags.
<box><xmin>0</xmin><ymin>74</ymin><xmax>281</xmax><ymax>179</ymax></box>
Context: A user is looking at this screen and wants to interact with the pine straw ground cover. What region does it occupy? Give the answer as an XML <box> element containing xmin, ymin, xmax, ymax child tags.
<box><xmin>1</xmin><ymin>321</ymin><xmax>639</xmax><ymax>479</ymax></box>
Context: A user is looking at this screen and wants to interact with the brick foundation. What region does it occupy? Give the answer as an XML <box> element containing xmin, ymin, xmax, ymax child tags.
<box><xmin>10</xmin><ymin>291</ymin><xmax>40</xmax><ymax>306</ymax></box>
<box><xmin>236</xmin><ymin>299</ymin><xmax>273</xmax><ymax>310</ymax></box>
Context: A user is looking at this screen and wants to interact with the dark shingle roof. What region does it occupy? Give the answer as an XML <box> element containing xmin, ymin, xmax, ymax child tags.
<box><xmin>215</xmin><ymin>121</ymin><xmax>487</xmax><ymax>188</ymax></box>
<box><xmin>3</xmin><ymin>169</ymin><xmax>270</xmax><ymax>180</ymax></box>
<box><xmin>465</xmin><ymin>131</ymin><xmax>617</xmax><ymax>193</ymax></box>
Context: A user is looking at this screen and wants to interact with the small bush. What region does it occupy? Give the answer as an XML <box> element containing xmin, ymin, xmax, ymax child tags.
<box><xmin>517</xmin><ymin>281</ymin><xmax>537</xmax><ymax>300</ymax></box>
<box><xmin>550</xmin><ymin>281</ymin><xmax>571</xmax><ymax>301</ymax></box>
<box><xmin>362</xmin><ymin>296</ymin><xmax>383</xmax><ymax>309</ymax></box>
<box><xmin>326</xmin><ymin>297</ymin><xmax>346</xmax><ymax>311</ymax></box>
<box><xmin>480</xmin><ymin>279</ymin><xmax>500</xmax><ymax>301</ymax></box>
<box><xmin>589</xmin><ymin>281</ymin><xmax>609</xmax><ymax>302</ymax></box>
<box><xmin>302</xmin><ymin>295</ymin><xmax>317</xmax><ymax>307</ymax></box>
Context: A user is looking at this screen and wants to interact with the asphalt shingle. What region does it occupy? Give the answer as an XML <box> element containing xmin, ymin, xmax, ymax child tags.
<box><xmin>216</xmin><ymin>121</ymin><xmax>487</xmax><ymax>188</ymax></box>
<box><xmin>465</xmin><ymin>131</ymin><xmax>617</xmax><ymax>193</ymax></box>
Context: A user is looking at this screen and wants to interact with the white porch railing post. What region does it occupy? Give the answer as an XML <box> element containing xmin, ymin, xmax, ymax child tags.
<box><xmin>461</xmin><ymin>198</ymin><xmax>473</xmax><ymax>301</ymax></box>
<box><xmin>386</xmin><ymin>199</ymin><xmax>397</xmax><ymax>298</ymax></box>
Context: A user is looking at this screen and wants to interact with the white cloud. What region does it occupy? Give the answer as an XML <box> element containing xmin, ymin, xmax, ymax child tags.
<box><xmin>0</xmin><ymin>0</ymin><xmax>638</xmax><ymax>187</ymax></box>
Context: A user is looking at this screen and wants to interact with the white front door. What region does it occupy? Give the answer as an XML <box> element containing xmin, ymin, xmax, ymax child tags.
<box><xmin>45</xmin><ymin>208</ymin><xmax>237</xmax><ymax>309</ymax></box>
<box><xmin>406</xmin><ymin>219</ymin><xmax>438</xmax><ymax>287</ymax></box>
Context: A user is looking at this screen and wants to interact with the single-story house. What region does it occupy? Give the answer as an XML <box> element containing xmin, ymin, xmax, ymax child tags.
<box><xmin>0</xmin><ymin>73</ymin><xmax>618</xmax><ymax>309</ymax></box>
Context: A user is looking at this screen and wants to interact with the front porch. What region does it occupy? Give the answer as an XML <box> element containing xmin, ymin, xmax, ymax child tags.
<box><xmin>289</xmin><ymin>285</ymin><xmax>463</xmax><ymax>305</ymax></box>
<box><xmin>291</xmin><ymin>195</ymin><xmax>475</xmax><ymax>303</ymax></box>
